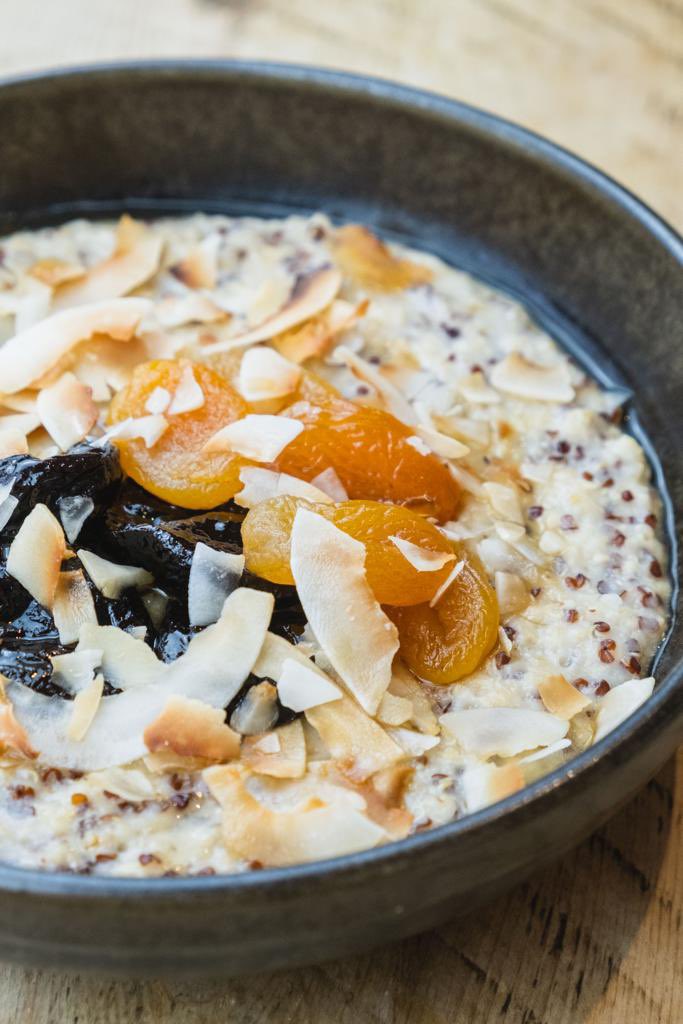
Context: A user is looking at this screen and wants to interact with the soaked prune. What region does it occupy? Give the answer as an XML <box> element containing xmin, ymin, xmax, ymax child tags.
<box><xmin>0</xmin><ymin>560</ymin><xmax>32</xmax><ymax>623</ymax></box>
<box><xmin>0</xmin><ymin>645</ymin><xmax>70</xmax><ymax>697</ymax></box>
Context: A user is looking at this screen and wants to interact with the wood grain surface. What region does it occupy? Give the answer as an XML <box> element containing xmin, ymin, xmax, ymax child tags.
<box><xmin>0</xmin><ymin>1</ymin><xmax>680</xmax><ymax>1021</ymax></box>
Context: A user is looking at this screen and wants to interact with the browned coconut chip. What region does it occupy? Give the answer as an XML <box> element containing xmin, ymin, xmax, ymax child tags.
<box><xmin>69</xmin><ymin>334</ymin><xmax>153</xmax><ymax>401</ymax></box>
<box><xmin>375</xmin><ymin>691</ymin><xmax>413</xmax><ymax>727</ymax></box>
<box><xmin>169</xmin><ymin>235</ymin><xmax>220</xmax><ymax>290</ymax></box>
<box><xmin>334</xmin><ymin>225</ymin><xmax>433</xmax><ymax>292</ymax></box>
<box><xmin>201</xmin><ymin>267</ymin><xmax>342</xmax><ymax>355</ymax></box>
<box><xmin>188</xmin><ymin>542</ymin><xmax>244</xmax><ymax>627</ymax></box>
<box><xmin>203</xmin><ymin>414</ymin><xmax>303</xmax><ymax>462</ymax></box>
<box><xmin>271</xmin><ymin>298</ymin><xmax>368</xmax><ymax>364</ymax></box>
<box><xmin>229</xmin><ymin>681</ymin><xmax>279</xmax><ymax>736</ymax></box>
<box><xmin>77</xmin><ymin>549</ymin><xmax>154</xmax><ymax>599</ymax></box>
<box><xmin>440</xmin><ymin>707</ymin><xmax>568</xmax><ymax>758</ymax></box>
<box><xmin>6</xmin><ymin>503</ymin><xmax>66</xmax><ymax>609</ymax></box>
<box><xmin>52</xmin><ymin>569</ymin><xmax>98</xmax><ymax>645</ymax></box>
<box><xmin>351</xmin><ymin>768</ymin><xmax>413</xmax><ymax>840</ymax></box>
<box><xmin>0</xmin><ymin>428</ymin><xmax>29</xmax><ymax>458</ymax></box>
<box><xmin>593</xmin><ymin>677</ymin><xmax>655</xmax><ymax>742</ymax></box>
<box><xmin>290</xmin><ymin>509</ymin><xmax>398</xmax><ymax>715</ymax></box>
<box><xmin>36</xmin><ymin>372</ymin><xmax>99</xmax><ymax>451</ymax></box>
<box><xmin>234</xmin><ymin>467</ymin><xmax>332</xmax><ymax>509</ymax></box>
<box><xmin>156</xmin><ymin>293</ymin><xmax>228</xmax><ymax>329</ymax></box>
<box><xmin>388</xmin><ymin>664</ymin><xmax>439</xmax><ymax>735</ymax></box>
<box><xmin>490</xmin><ymin>352</ymin><xmax>575</xmax><ymax>403</ymax></box>
<box><xmin>204</xmin><ymin>764</ymin><xmax>386</xmax><ymax>866</ymax></box>
<box><xmin>276</xmin><ymin>658</ymin><xmax>342</xmax><ymax>712</ymax></box>
<box><xmin>96</xmin><ymin>414</ymin><xmax>169</xmax><ymax>449</ymax></box>
<box><xmin>305</xmin><ymin>695</ymin><xmax>404</xmax><ymax>783</ymax></box>
<box><xmin>237</xmin><ymin>346</ymin><xmax>301</xmax><ymax>402</ymax></box>
<box><xmin>459</xmin><ymin>761</ymin><xmax>525</xmax><ymax>813</ymax></box>
<box><xmin>0</xmin><ymin>297</ymin><xmax>152</xmax><ymax>394</ymax></box>
<box><xmin>144</xmin><ymin>695</ymin><xmax>240</xmax><ymax>762</ymax></box>
<box><xmin>67</xmin><ymin>674</ymin><xmax>105</xmax><ymax>742</ymax></box>
<box><xmin>53</xmin><ymin>216</ymin><xmax>163</xmax><ymax>309</ymax></box>
<box><xmin>241</xmin><ymin>719</ymin><xmax>307</xmax><ymax>779</ymax></box>
<box><xmin>538</xmin><ymin>675</ymin><xmax>591</xmax><ymax>719</ymax></box>
<box><xmin>0</xmin><ymin>675</ymin><xmax>37</xmax><ymax>759</ymax></box>
<box><xmin>27</xmin><ymin>258</ymin><xmax>86</xmax><ymax>288</ymax></box>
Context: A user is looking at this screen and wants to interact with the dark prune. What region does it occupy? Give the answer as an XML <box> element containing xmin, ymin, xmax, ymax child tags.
<box><xmin>0</xmin><ymin>598</ymin><xmax>59</xmax><ymax>646</ymax></box>
<box><xmin>0</xmin><ymin>645</ymin><xmax>70</xmax><ymax>697</ymax></box>
<box><xmin>0</xmin><ymin>559</ymin><xmax>32</xmax><ymax>622</ymax></box>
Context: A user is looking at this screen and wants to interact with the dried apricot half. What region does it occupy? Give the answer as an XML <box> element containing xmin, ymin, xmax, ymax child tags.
<box><xmin>241</xmin><ymin>495</ymin><xmax>457</xmax><ymax>606</ymax></box>
<box><xmin>108</xmin><ymin>359</ymin><xmax>248</xmax><ymax>509</ymax></box>
<box><xmin>387</xmin><ymin>551</ymin><xmax>499</xmax><ymax>685</ymax></box>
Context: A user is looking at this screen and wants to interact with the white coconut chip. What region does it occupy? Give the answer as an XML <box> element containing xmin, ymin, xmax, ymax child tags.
<box><xmin>460</xmin><ymin>761</ymin><xmax>525</xmax><ymax>813</ymax></box>
<box><xmin>95</xmin><ymin>414</ymin><xmax>169</xmax><ymax>449</ymax></box>
<box><xmin>203</xmin><ymin>415</ymin><xmax>303</xmax><ymax>462</ymax></box>
<box><xmin>36</xmin><ymin>372</ymin><xmax>99</xmax><ymax>452</ymax></box>
<box><xmin>252</xmin><ymin>631</ymin><xmax>329</xmax><ymax>684</ymax></box>
<box><xmin>77</xmin><ymin>623</ymin><xmax>163</xmax><ymax>689</ymax></box>
<box><xmin>6</xmin><ymin>503</ymin><xmax>65</xmax><ymax>609</ymax></box>
<box><xmin>156</xmin><ymin>293</ymin><xmax>227</xmax><ymax>328</ymax></box>
<box><xmin>229</xmin><ymin>681</ymin><xmax>279</xmax><ymax>736</ymax></box>
<box><xmin>204</xmin><ymin>764</ymin><xmax>385</xmax><ymax>866</ymax></box>
<box><xmin>448</xmin><ymin>463</ymin><xmax>483</xmax><ymax>496</ymax></box>
<box><xmin>0</xmin><ymin>412</ymin><xmax>41</xmax><ymax>435</ymax></box>
<box><xmin>168</xmin><ymin>365</ymin><xmax>204</xmax><ymax>415</ymax></box>
<box><xmin>490</xmin><ymin>353</ymin><xmax>575</xmax><ymax>403</ymax></box>
<box><xmin>538</xmin><ymin>675</ymin><xmax>591</xmax><ymax>719</ymax></box>
<box><xmin>429</xmin><ymin>560</ymin><xmax>465</xmax><ymax>608</ymax></box>
<box><xmin>140</xmin><ymin>588</ymin><xmax>169</xmax><ymax>630</ymax></box>
<box><xmin>28</xmin><ymin>257</ymin><xmax>85</xmax><ymax>288</ymax></box>
<box><xmin>0</xmin><ymin>482</ymin><xmax>18</xmax><ymax>534</ymax></box>
<box><xmin>78</xmin><ymin>548</ymin><xmax>154</xmax><ymax>599</ymax></box>
<box><xmin>389</xmin><ymin>535</ymin><xmax>456</xmax><ymax>573</ymax></box>
<box><xmin>67</xmin><ymin>674</ymin><xmax>105</xmax><ymax>742</ymax></box>
<box><xmin>237</xmin><ymin>347</ymin><xmax>302</xmax><ymax>402</ymax></box>
<box><xmin>0</xmin><ymin>428</ymin><xmax>29</xmax><ymax>458</ymax></box>
<box><xmin>234</xmin><ymin>466</ymin><xmax>332</xmax><ymax>509</ymax></box>
<box><xmin>457</xmin><ymin>371</ymin><xmax>501</xmax><ymax>405</ymax></box>
<box><xmin>386</xmin><ymin>727</ymin><xmax>440</xmax><ymax>756</ymax></box>
<box><xmin>305</xmin><ymin>694</ymin><xmax>403</xmax><ymax>782</ymax></box>
<box><xmin>494</xmin><ymin>571</ymin><xmax>529</xmax><ymax>617</ymax></box>
<box><xmin>388</xmin><ymin>663</ymin><xmax>439</xmax><ymax>735</ymax></box>
<box><xmin>241</xmin><ymin>719</ymin><xmax>307</xmax><ymax>779</ymax></box>
<box><xmin>413</xmin><ymin>423</ymin><xmax>469</xmax><ymax>459</ymax></box>
<box><xmin>144</xmin><ymin>386</ymin><xmax>172</xmax><ymax>414</ymax></box>
<box><xmin>52</xmin><ymin>569</ymin><xmax>98</xmax><ymax>645</ymax></box>
<box><xmin>201</xmin><ymin>267</ymin><xmax>342</xmax><ymax>354</ymax></box>
<box><xmin>144</xmin><ymin>695</ymin><xmax>240</xmax><ymax>762</ymax></box>
<box><xmin>128</xmin><ymin>626</ymin><xmax>147</xmax><ymax>641</ymax></box>
<box><xmin>593</xmin><ymin>677</ymin><xmax>655</xmax><ymax>742</ymax></box>
<box><xmin>444</xmin><ymin>415</ymin><xmax>491</xmax><ymax>448</ymax></box>
<box><xmin>309</xmin><ymin>467</ymin><xmax>349</xmax><ymax>502</ymax></box>
<box><xmin>330</xmin><ymin>345</ymin><xmax>416</xmax><ymax>424</ymax></box>
<box><xmin>50</xmin><ymin>649</ymin><xmax>102</xmax><ymax>694</ymax></box>
<box><xmin>518</xmin><ymin>738</ymin><xmax>572</xmax><ymax>765</ymax></box>
<box><xmin>57</xmin><ymin>495</ymin><xmax>94</xmax><ymax>544</ymax></box>
<box><xmin>53</xmin><ymin>216</ymin><xmax>162</xmax><ymax>309</ymax></box>
<box><xmin>482</xmin><ymin>481</ymin><xmax>523</xmax><ymax>524</ymax></box>
<box><xmin>277</xmin><ymin>658</ymin><xmax>342</xmax><ymax>712</ymax></box>
<box><xmin>0</xmin><ymin>297</ymin><xmax>152</xmax><ymax>395</ymax></box>
<box><xmin>290</xmin><ymin>510</ymin><xmax>398</xmax><ymax>715</ymax></box>
<box><xmin>376</xmin><ymin>692</ymin><xmax>413</xmax><ymax>727</ymax></box>
<box><xmin>170</xmin><ymin>235</ymin><xmax>220</xmax><ymax>290</ymax></box>
<box><xmin>440</xmin><ymin>707</ymin><xmax>568</xmax><ymax>758</ymax></box>
<box><xmin>188</xmin><ymin>542</ymin><xmax>245</xmax><ymax>627</ymax></box>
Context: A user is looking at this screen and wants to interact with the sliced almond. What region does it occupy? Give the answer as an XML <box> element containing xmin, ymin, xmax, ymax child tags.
<box><xmin>441</xmin><ymin>707</ymin><xmax>568</xmax><ymax>758</ymax></box>
<box><xmin>237</xmin><ymin>347</ymin><xmax>302</xmax><ymax>402</ymax></box>
<box><xmin>305</xmin><ymin>694</ymin><xmax>403</xmax><ymax>782</ymax></box>
<box><xmin>144</xmin><ymin>695</ymin><xmax>240</xmax><ymax>762</ymax></box>
<box><xmin>234</xmin><ymin>466</ymin><xmax>332</xmax><ymax>509</ymax></box>
<box><xmin>78</xmin><ymin>549</ymin><xmax>153</xmax><ymax>599</ymax></box>
<box><xmin>67</xmin><ymin>674</ymin><xmax>104</xmax><ymax>742</ymax></box>
<box><xmin>490</xmin><ymin>353</ymin><xmax>575</xmax><ymax>403</ymax></box>
<box><xmin>6</xmin><ymin>503</ymin><xmax>65</xmax><ymax>609</ymax></box>
<box><xmin>52</xmin><ymin>569</ymin><xmax>98</xmax><ymax>645</ymax></box>
<box><xmin>36</xmin><ymin>372</ymin><xmax>99</xmax><ymax>451</ymax></box>
<box><xmin>389</xmin><ymin>535</ymin><xmax>455</xmax><ymax>573</ymax></box>
<box><xmin>241</xmin><ymin>719</ymin><xmax>306</xmax><ymax>778</ymax></box>
<box><xmin>203</xmin><ymin>414</ymin><xmax>303</xmax><ymax>462</ymax></box>
<box><xmin>188</xmin><ymin>542</ymin><xmax>244</xmax><ymax>627</ymax></box>
<box><xmin>538</xmin><ymin>675</ymin><xmax>591</xmax><ymax>719</ymax></box>
<box><xmin>276</xmin><ymin>657</ymin><xmax>342</xmax><ymax>712</ymax></box>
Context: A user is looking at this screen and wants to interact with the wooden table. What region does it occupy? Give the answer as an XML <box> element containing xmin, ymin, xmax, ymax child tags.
<box><xmin>0</xmin><ymin>2</ymin><xmax>680</xmax><ymax>1021</ymax></box>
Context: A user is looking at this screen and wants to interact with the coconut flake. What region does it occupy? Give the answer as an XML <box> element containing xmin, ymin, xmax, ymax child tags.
<box><xmin>538</xmin><ymin>675</ymin><xmax>591</xmax><ymax>719</ymax></box>
<box><xmin>0</xmin><ymin>298</ymin><xmax>152</xmax><ymax>395</ymax></box>
<box><xmin>54</xmin><ymin>216</ymin><xmax>162</xmax><ymax>309</ymax></box>
<box><xmin>144</xmin><ymin>386</ymin><xmax>171</xmax><ymax>414</ymax></box>
<box><xmin>594</xmin><ymin>677</ymin><xmax>655</xmax><ymax>742</ymax></box>
<box><xmin>389</xmin><ymin>535</ymin><xmax>455</xmax><ymax>573</ymax></box>
<box><xmin>188</xmin><ymin>542</ymin><xmax>244</xmax><ymax>627</ymax></box>
<box><xmin>50</xmin><ymin>649</ymin><xmax>102</xmax><ymax>694</ymax></box>
<box><xmin>291</xmin><ymin>510</ymin><xmax>398</xmax><ymax>714</ymax></box>
<box><xmin>413</xmin><ymin>423</ymin><xmax>469</xmax><ymax>459</ymax></box>
<box><xmin>0</xmin><ymin>677</ymin><xmax>37</xmax><ymax>760</ymax></box>
<box><xmin>57</xmin><ymin>495</ymin><xmax>94</xmax><ymax>544</ymax></box>
<box><xmin>96</xmin><ymin>414</ymin><xmax>168</xmax><ymax>449</ymax></box>
<box><xmin>241</xmin><ymin>719</ymin><xmax>306</xmax><ymax>778</ymax></box>
<box><xmin>156</xmin><ymin>293</ymin><xmax>227</xmax><ymax>328</ymax></box>
<box><xmin>77</xmin><ymin>623</ymin><xmax>163</xmax><ymax>689</ymax></box>
<box><xmin>457</xmin><ymin>371</ymin><xmax>501</xmax><ymax>405</ymax></box>
<box><xmin>309</xmin><ymin>467</ymin><xmax>349</xmax><ymax>502</ymax></box>
<box><xmin>388</xmin><ymin>663</ymin><xmax>439</xmax><ymax>735</ymax></box>
<box><xmin>376</xmin><ymin>692</ymin><xmax>413</xmax><ymax>727</ymax></box>
<box><xmin>36</xmin><ymin>372</ymin><xmax>99</xmax><ymax>451</ymax></box>
<box><xmin>441</xmin><ymin>707</ymin><xmax>568</xmax><ymax>758</ymax></box>
<box><xmin>52</xmin><ymin>569</ymin><xmax>98</xmax><ymax>644</ymax></box>
<box><xmin>6</xmin><ymin>503</ymin><xmax>65</xmax><ymax>609</ymax></box>
<box><xmin>229</xmin><ymin>681</ymin><xmax>279</xmax><ymax>736</ymax></box>
<box><xmin>0</xmin><ymin>428</ymin><xmax>29</xmax><ymax>458</ymax></box>
<box><xmin>140</xmin><ymin>587</ymin><xmax>169</xmax><ymax>630</ymax></box>
<box><xmin>277</xmin><ymin>658</ymin><xmax>342</xmax><ymax>712</ymax></box>
<box><xmin>28</xmin><ymin>258</ymin><xmax>85</xmax><ymax>288</ymax></box>
<box><xmin>168</xmin><ymin>365</ymin><xmax>204</xmax><ymax>415</ymax></box>
<box><xmin>234</xmin><ymin>466</ymin><xmax>332</xmax><ymax>509</ymax></box>
<box><xmin>252</xmin><ymin>631</ymin><xmax>329</xmax><ymax>684</ymax></box>
<box><xmin>203</xmin><ymin>415</ymin><xmax>303</xmax><ymax>462</ymax></box>
<box><xmin>460</xmin><ymin>761</ymin><xmax>525</xmax><ymax>812</ymax></box>
<box><xmin>330</xmin><ymin>345</ymin><xmax>416</xmax><ymax>424</ymax></box>
<box><xmin>518</xmin><ymin>738</ymin><xmax>572</xmax><ymax>765</ymax></box>
<box><xmin>306</xmin><ymin>695</ymin><xmax>403</xmax><ymax>782</ymax></box>
<box><xmin>494</xmin><ymin>571</ymin><xmax>529</xmax><ymax>617</ymax></box>
<box><xmin>387</xmin><ymin>727</ymin><xmax>440</xmax><ymax>756</ymax></box>
<box><xmin>429</xmin><ymin>559</ymin><xmax>465</xmax><ymax>608</ymax></box>
<box><xmin>0</xmin><ymin>412</ymin><xmax>41</xmax><ymax>435</ymax></box>
<box><xmin>144</xmin><ymin>695</ymin><xmax>240</xmax><ymax>762</ymax></box>
<box><xmin>0</xmin><ymin>483</ymin><xmax>18</xmax><ymax>533</ymax></box>
<box><xmin>238</xmin><ymin>347</ymin><xmax>302</xmax><ymax>402</ymax></box>
<box><xmin>67</xmin><ymin>674</ymin><xmax>104</xmax><ymax>742</ymax></box>
<box><xmin>482</xmin><ymin>482</ymin><xmax>523</xmax><ymax>524</ymax></box>
<box><xmin>78</xmin><ymin>549</ymin><xmax>153</xmax><ymax>599</ymax></box>
<box><xmin>490</xmin><ymin>353</ymin><xmax>575</xmax><ymax>403</ymax></box>
<box><xmin>202</xmin><ymin>267</ymin><xmax>342</xmax><ymax>354</ymax></box>
<box><xmin>169</xmin><ymin>235</ymin><xmax>220</xmax><ymax>290</ymax></box>
<box><xmin>273</xmin><ymin>298</ymin><xmax>367</xmax><ymax>364</ymax></box>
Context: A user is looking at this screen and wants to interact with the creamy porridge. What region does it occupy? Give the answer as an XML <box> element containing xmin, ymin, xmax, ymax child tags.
<box><xmin>0</xmin><ymin>213</ymin><xmax>670</xmax><ymax>875</ymax></box>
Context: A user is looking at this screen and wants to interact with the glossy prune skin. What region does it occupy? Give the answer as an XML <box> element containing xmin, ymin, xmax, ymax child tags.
<box><xmin>0</xmin><ymin>645</ymin><xmax>70</xmax><ymax>697</ymax></box>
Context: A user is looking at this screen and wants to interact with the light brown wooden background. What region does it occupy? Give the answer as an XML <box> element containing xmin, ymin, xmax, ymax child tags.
<box><xmin>0</xmin><ymin>1</ymin><xmax>681</xmax><ymax>1022</ymax></box>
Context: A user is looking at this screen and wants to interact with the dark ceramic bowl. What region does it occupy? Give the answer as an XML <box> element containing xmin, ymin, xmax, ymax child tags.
<box><xmin>0</xmin><ymin>62</ymin><xmax>681</xmax><ymax>977</ymax></box>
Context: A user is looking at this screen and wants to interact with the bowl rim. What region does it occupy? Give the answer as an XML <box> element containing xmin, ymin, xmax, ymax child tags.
<box><xmin>0</xmin><ymin>58</ymin><xmax>681</xmax><ymax>900</ymax></box>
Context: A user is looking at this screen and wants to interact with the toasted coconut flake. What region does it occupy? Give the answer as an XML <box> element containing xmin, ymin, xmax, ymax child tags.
<box><xmin>334</xmin><ymin>225</ymin><xmax>432</xmax><ymax>292</ymax></box>
<box><xmin>291</xmin><ymin>510</ymin><xmax>398</xmax><ymax>714</ymax></box>
<box><xmin>54</xmin><ymin>216</ymin><xmax>162</xmax><ymax>308</ymax></box>
<box><xmin>305</xmin><ymin>695</ymin><xmax>403</xmax><ymax>782</ymax></box>
<box><xmin>203</xmin><ymin>414</ymin><xmax>303</xmax><ymax>462</ymax></box>
<box><xmin>386</xmin><ymin>727</ymin><xmax>440</xmax><ymax>756</ymax></box>
<box><xmin>67</xmin><ymin>674</ymin><xmax>104</xmax><ymax>742</ymax></box>
<box><xmin>156</xmin><ymin>293</ymin><xmax>227</xmax><ymax>328</ymax></box>
<box><xmin>494</xmin><ymin>571</ymin><xmax>529</xmax><ymax>617</ymax></box>
<box><xmin>252</xmin><ymin>631</ymin><xmax>329</xmax><ymax>685</ymax></box>
<box><xmin>490</xmin><ymin>353</ymin><xmax>575</xmax><ymax>403</ymax></box>
<box><xmin>77</xmin><ymin>623</ymin><xmax>163</xmax><ymax>689</ymax></box>
<box><xmin>6</xmin><ymin>503</ymin><xmax>65</xmax><ymax>609</ymax></box>
<box><xmin>309</xmin><ymin>467</ymin><xmax>348</xmax><ymax>502</ymax></box>
<box><xmin>518</xmin><ymin>737</ymin><xmax>572</xmax><ymax>765</ymax></box>
<box><xmin>145</xmin><ymin>386</ymin><xmax>171</xmax><ymax>414</ymax></box>
<box><xmin>376</xmin><ymin>691</ymin><xmax>413</xmax><ymax>727</ymax></box>
<box><xmin>97</xmin><ymin>413</ymin><xmax>168</xmax><ymax>449</ymax></box>
<box><xmin>388</xmin><ymin>663</ymin><xmax>439</xmax><ymax>735</ymax></box>
<box><xmin>457</xmin><ymin>371</ymin><xmax>501</xmax><ymax>405</ymax></box>
<box><xmin>36</xmin><ymin>372</ymin><xmax>99</xmax><ymax>451</ymax></box>
<box><xmin>441</xmin><ymin>707</ymin><xmax>568</xmax><ymax>758</ymax></box>
<box><xmin>241</xmin><ymin>719</ymin><xmax>306</xmax><ymax>778</ymax></box>
<box><xmin>482</xmin><ymin>481</ymin><xmax>523</xmax><ymax>524</ymax></box>
<box><xmin>140</xmin><ymin>587</ymin><xmax>169</xmax><ymax>630</ymax></box>
<box><xmin>594</xmin><ymin>677</ymin><xmax>655</xmax><ymax>742</ymax></box>
<box><xmin>204</xmin><ymin>764</ymin><xmax>385</xmax><ymax>866</ymax></box>
<box><xmin>237</xmin><ymin>347</ymin><xmax>302</xmax><ymax>402</ymax></box>
<box><xmin>50</xmin><ymin>649</ymin><xmax>102</xmax><ymax>694</ymax></box>
<box><xmin>234</xmin><ymin>466</ymin><xmax>332</xmax><ymax>509</ymax></box>
<box><xmin>78</xmin><ymin>548</ymin><xmax>153</xmax><ymax>599</ymax></box>
<box><xmin>143</xmin><ymin>751</ymin><xmax>211</xmax><ymax>774</ymax></box>
<box><xmin>229</xmin><ymin>681</ymin><xmax>279</xmax><ymax>736</ymax></box>
<box><xmin>203</xmin><ymin>267</ymin><xmax>342</xmax><ymax>354</ymax></box>
<box><xmin>389</xmin><ymin>535</ymin><xmax>455</xmax><ymax>573</ymax></box>
<box><xmin>0</xmin><ymin>428</ymin><xmax>28</xmax><ymax>458</ymax></box>
<box><xmin>168</xmin><ymin>364</ymin><xmax>204</xmax><ymax>415</ymax></box>
<box><xmin>0</xmin><ymin>297</ymin><xmax>151</xmax><ymax>394</ymax></box>
<box><xmin>170</xmin><ymin>234</ymin><xmax>220</xmax><ymax>290</ymax></box>
<box><xmin>538</xmin><ymin>675</ymin><xmax>591</xmax><ymax>719</ymax></box>
<box><xmin>277</xmin><ymin>658</ymin><xmax>342</xmax><ymax>712</ymax></box>
<box><xmin>413</xmin><ymin>423</ymin><xmax>469</xmax><ymax>459</ymax></box>
<box><xmin>0</xmin><ymin>676</ymin><xmax>37</xmax><ymax>759</ymax></box>
<box><xmin>429</xmin><ymin>560</ymin><xmax>465</xmax><ymax>608</ymax></box>
<box><xmin>53</xmin><ymin>569</ymin><xmax>98</xmax><ymax>645</ymax></box>
<box><xmin>272</xmin><ymin>298</ymin><xmax>367</xmax><ymax>364</ymax></box>
<box><xmin>331</xmin><ymin>345</ymin><xmax>416</xmax><ymax>424</ymax></box>
<box><xmin>460</xmin><ymin>760</ymin><xmax>525</xmax><ymax>812</ymax></box>
<box><xmin>188</xmin><ymin>542</ymin><xmax>244</xmax><ymax>627</ymax></box>
<box><xmin>57</xmin><ymin>495</ymin><xmax>94</xmax><ymax>544</ymax></box>
<box><xmin>144</xmin><ymin>695</ymin><xmax>240</xmax><ymax>762</ymax></box>
<box><xmin>28</xmin><ymin>258</ymin><xmax>85</xmax><ymax>288</ymax></box>
<box><xmin>0</xmin><ymin>412</ymin><xmax>41</xmax><ymax>435</ymax></box>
